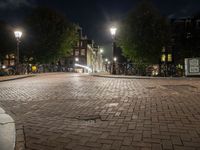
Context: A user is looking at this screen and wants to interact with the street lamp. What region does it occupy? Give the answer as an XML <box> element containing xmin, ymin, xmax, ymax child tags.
<box><xmin>100</xmin><ymin>48</ymin><xmax>104</xmax><ymax>54</ymax></box>
<box><xmin>105</xmin><ymin>58</ymin><xmax>108</xmax><ymax>62</ymax></box>
<box><xmin>114</xmin><ymin>57</ymin><xmax>117</xmax><ymax>62</ymax></box>
<box><xmin>14</xmin><ymin>30</ymin><xmax>22</xmax><ymax>75</ymax></box>
<box><xmin>75</xmin><ymin>57</ymin><xmax>79</xmax><ymax>62</ymax></box>
<box><xmin>110</xmin><ymin>27</ymin><xmax>117</xmax><ymax>37</ymax></box>
<box><xmin>110</xmin><ymin>26</ymin><xmax>117</xmax><ymax>74</ymax></box>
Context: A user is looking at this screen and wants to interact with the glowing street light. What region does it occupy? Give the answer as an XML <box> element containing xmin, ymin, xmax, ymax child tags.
<box><xmin>14</xmin><ymin>30</ymin><xmax>22</xmax><ymax>74</ymax></box>
<box><xmin>114</xmin><ymin>57</ymin><xmax>117</xmax><ymax>62</ymax></box>
<box><xmin>100</xmin><ymin>48</ymin><xmax>104</xmax><ymax>54</ymax></box>
<box><xmin>75</xmin><ymin>57</ymin><xmax>79</xmax><ymax>62</ymax></box>
<box><xmin>2</xmin><ymin>65</ymin><xmax>6</xmax><ymax>69</ymax></box>
<box><xmin>108</xmin><ymin>61</ymin><xmax>111</xmax><ymax>65</ymax></box>
<box><xmin>105</xmin><ymin>58</ymin><xmax>108</xmax><ymax>62</ymax></box>
<box><xmin>110</xmin><ymin>27</ymin><xmax>117</xmax><ymax>37</ymax></box>
<box><xmin>14</xmin><ymin>31</ymin><xmax>22</xmax><ymax>39</ymax></box>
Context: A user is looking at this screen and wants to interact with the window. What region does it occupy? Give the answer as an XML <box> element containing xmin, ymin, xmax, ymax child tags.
<box><xmin>75</xmin><ymin>50</ymin><xmax>79</xmax><ymax>56</ymax></box>
<box><xmin>168</xmin><ymin>54</ymin><xmax>172</xmax><ymax>62</ymax></box>
<box><xmin>186</xmin><ymin>32</ymin><xmax>191</xmax><ymax>39</ymax></box>
<box><xmin>161</xmin><ymin>54</ymin><xmax>166</xmax><ymax>62</ymax></box>
<box><xmin>81</xmin><ymin>49</ymin><xmax>85</xmax><ymax>56</ymax></box>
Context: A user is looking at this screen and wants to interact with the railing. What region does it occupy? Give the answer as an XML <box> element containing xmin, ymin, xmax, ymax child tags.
<box><xmin>105</xmin><ymin>63</ymin><xmax>184</xmax><ymax>77</ymax></box>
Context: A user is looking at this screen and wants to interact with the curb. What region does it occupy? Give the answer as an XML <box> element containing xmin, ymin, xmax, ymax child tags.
<box><xmin>0</xmin><ymin>75</ymin><xmax>35</xmax><ymax>83</ymax></box>
<box><xmin>92</xmin><ymin>75</ymin><xmax>200</xmax><ymax>80</ymax></box>
<box><xmin>0</xmin><ymin>107</ymin><xmax>15</xmax><ymax>150</ymax></box>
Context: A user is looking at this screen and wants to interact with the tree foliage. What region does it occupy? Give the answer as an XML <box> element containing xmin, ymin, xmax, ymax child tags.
<box><xmin>119</xmin><ymin>0</ymin><xmax>171</xmax><ymax>64</ymax></box>
<box><xmin>23</xmin><ymin>7</ymin><xmax>78</xmax><ymax>63</ymax></box>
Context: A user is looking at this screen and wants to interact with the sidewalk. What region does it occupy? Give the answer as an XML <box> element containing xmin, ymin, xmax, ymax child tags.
<box><xmin>0</xmin><ymin>107</ymin><xmax>15</xmax><ymax>150</ymax></box>
<box><xmin>92</xmin><ymin>73</ymin><xmax>200</xmax><ymax>80</ymax></box>
<box><xmin>0</xmin><ymin>74</ymin><xmax>35</xmax><ymax>82</ymax></box>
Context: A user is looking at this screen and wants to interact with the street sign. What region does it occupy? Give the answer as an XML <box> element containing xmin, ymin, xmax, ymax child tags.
<box><xmin>185</xmin><ymin>58</ymin><xmax>200</xmax><ymax>76</ymax></box>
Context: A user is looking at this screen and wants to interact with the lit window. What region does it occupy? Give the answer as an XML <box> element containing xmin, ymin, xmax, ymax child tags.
<box><xmin>81</xmin><ymin>49</ymin><xmax>85</xmax><ymax>56</ymax></box>
<box><xmin>168</xmin><ymin>54</ymin><xmax>172</xmax><ymax>62</ymax></box>
<box><xmin>161</xmin><ymin>54</ymin><xmax>166</xmax><ymax>62</ymax></box>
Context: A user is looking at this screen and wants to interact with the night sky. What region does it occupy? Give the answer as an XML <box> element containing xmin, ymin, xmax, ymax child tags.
<box><xmin>1</xmin><ymin>0</ymin><xmax>200</xmax><ymax>57</ymax></box>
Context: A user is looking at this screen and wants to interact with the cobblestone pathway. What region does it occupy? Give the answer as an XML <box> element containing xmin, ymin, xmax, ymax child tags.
<box><xmin>0</xmin><ymin>73</ymin><xmax>200</xmax><ymax>150</ymax></box>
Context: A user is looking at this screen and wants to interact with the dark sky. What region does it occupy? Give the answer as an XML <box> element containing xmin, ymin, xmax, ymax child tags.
<box><xmin>1</xmin><ymin>0</ymin><xmax>200</xmax><ymax>57</ymax></box>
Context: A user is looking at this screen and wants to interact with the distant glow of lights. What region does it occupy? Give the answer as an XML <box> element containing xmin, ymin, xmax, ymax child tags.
<box><xmin>75</xmin><ymin>63</ymin><xmax>92</xmax><ymax>73</ymax></box>
<box><xmin>110</xmin><ymin>27</ymin><xmax>117</xmax><ymax>36</ymax></box>
<box><xmin>114</xmin><ymin>57</ymin><xmax>117</xmax><ymax>62</ymax></box>
<box><xmin>14</xmin><ymin>31</ymin><xmax>22</xmax><ymax>38</ymax></box>
<box><xmin>105</xmin><ymin>58</ymin><xmax>108</xmax><ymax>62</ymax></box>
<box><xmin>2</xmin><ymin>65</ymin><xmax>6</xmax><ymax>69</ymax></box>
<box><xmin>108</xmin><ymin>61</ymin><xmax>111</xmax><ymax>64</ymax></box>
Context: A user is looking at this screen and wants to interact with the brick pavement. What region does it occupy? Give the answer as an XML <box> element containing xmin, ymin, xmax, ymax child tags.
<box><xmin>0</xmin><ymin>73</ymin><xmax>200</xmax><ymax>150</ymax></box>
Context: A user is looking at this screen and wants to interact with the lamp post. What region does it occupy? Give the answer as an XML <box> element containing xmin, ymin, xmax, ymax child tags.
<box><xmin>110</xmin><ymin>26</ymin><xmax>117</xmax><ymax>74</ymax></box>
<box><xmin>100</xmin><ymin>48</ymin><xmax>104</xmax><ymax>71</ymax></box>
<box><xmin>74</xmin><ymin>57</ymin><xmax>79</xmax><ymax>73</ymax></box>
<box><xmin>14</xmin><ymin>30</ymin><xmax>22</xmax><ymax>75</ymax></box>
<box><xmin>105</xmin><ymin>58</ymin><xmax>108</xmax><ymax>72</ymax></box>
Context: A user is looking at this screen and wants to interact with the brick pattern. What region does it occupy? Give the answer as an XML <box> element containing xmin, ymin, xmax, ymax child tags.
<box><xmin>0</xmin><ymin>73</ymin><xmax>200</xmax><ymax>150</ymax></box>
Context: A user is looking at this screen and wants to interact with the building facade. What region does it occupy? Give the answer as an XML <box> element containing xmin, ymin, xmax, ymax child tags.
<box><xmin>64</xmin><ymin>27</ymin><xmax>103</xmax><ymax>73</ymax></box>
<box><xmin>171</xmin><ymin>15</ymin><xmax>200</xmax><ymax>64</ymax></box>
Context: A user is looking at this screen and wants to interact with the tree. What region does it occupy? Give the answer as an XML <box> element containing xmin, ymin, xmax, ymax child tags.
<box><xmin>0</xmin><ymin>21</ymin><xmax>15</xmax><ymax>62</ymax></box>
<box><xmin>119</xmin><ymin>0</ymin><xmax>171</xmax><ymax>64</ymax></box>
<box><xmin>23</xmin><ymin>7</ymin><xmax>78</xmax><ymax>64</ymax></box>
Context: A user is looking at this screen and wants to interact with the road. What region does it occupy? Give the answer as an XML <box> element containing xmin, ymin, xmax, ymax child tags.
<box><xmin>0</xmin><ymin>73</ymin><xmax>200</xmax><ymax>150</ymax></box>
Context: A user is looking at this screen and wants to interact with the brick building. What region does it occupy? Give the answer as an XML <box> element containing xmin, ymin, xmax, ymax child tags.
<box><xmin>64</xmin><ymin>27</ymin><xmax>103</xmax><ymax>73</ymax></box>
